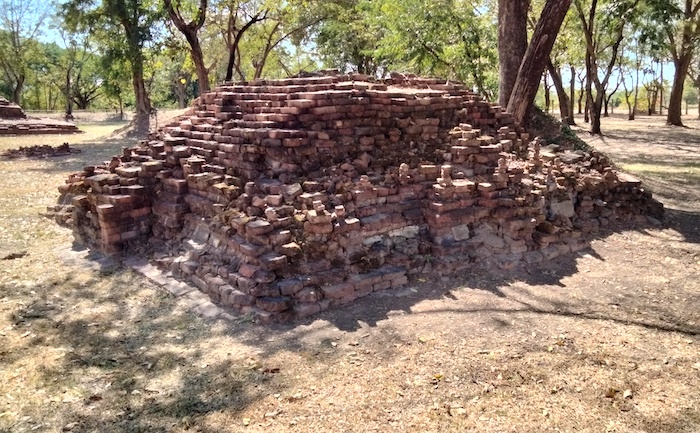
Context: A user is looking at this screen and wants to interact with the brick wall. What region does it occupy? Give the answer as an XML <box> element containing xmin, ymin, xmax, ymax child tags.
<box><xmin>54</xmin><ymin>72</ymin><xmax>663</xmax><ymax>322</ymax></box>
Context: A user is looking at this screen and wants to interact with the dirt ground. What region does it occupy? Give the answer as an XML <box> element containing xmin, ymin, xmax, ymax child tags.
<box><xmin>0</xmin><ymin>113</ymin><xmax>699</xmax><ymax>433</ymax></box>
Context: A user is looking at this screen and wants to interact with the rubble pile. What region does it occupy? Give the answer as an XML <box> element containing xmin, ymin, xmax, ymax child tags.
<box><xmin>53</xmin><ymin>72</ymin><xmax>663</xmax><ymax>322</ymax></box>
<box><xmin>1</xmin><ymin>142</ymin><xmax>81</xmax><ymax>159</ymax></box>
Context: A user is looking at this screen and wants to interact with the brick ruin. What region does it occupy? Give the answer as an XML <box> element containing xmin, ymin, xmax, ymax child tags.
<box><xmin>0</xmin><ymin>97</ymin><xmax>81</xmax><ymax>135</ymax></box>
<box><xmin>53</xmin><ymin>72</ymin><xmax>663</xmax><ymax>322</ymax></box>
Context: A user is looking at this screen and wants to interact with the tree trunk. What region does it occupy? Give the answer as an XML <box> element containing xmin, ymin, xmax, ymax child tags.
<box><xmin>568</xmin><ymin>65</ymin><xmax>576</xmax><ymax>125</ymax></box>
<box><xmin>118</xmin><ymin>93</ymin><xmax>124</xmax><ymax>121</ymax></box>
<box><xmin>590</xmin><ymin>90</ymin><xmax>604</xmax><ymax>134</ymax></box>
<box><xmin>164</xmin><ymin>0</ymin><xmax>209</xmax><ymax>95</ymax></box>
<box><xmin>584</xmin><ymin>69</ymin><xmax>591</xmax><ymax>123</ymax></box>
<box><xmin>131</xmin><ymin>54</ymin><xmax>152</xmax><ymax>136</ymax></box>
<box><xmin>659</xmin><ymin>61</ymin><xmax>664</xmax><ymax>115</ymax></box>
<box><xmin>667</xmin><ymin>54</ymin><xmax>692</xmax><ymax>126</ymax></box>
<box><xmin>65</xmin><ymin>68</ymin><xmax>73</xmax><ymax>118</ymax></box>
<box><xmin>225</xmin><ymin>12</ymin><xmax>267</xmax><ymax>82</ymax></box>
<box><xmin>577</xmin><ymin>72</ymin><xmax>585</xmax><ymax>114</ymax></box>
<box><xmin>546</xmin><ymin>58</ymin><xmax>571</xmax><ymax>122</ymax></box>
<box><xmin>175</xmin><ymin>79</ymin><xmax>186</xmax><ymax>108</ymax></box>
<box><xmin>11</xmin><ymin>74</ymin><xmax>24</xmax><ymax>104</ymax></box>
<box><xmin>507</xmin><ymin>0</ymin><xmax>573</xmax><ymax>126</ymax></box>
<box><xmin>543</xmin><ymin>73</ymin><xmax>551</xmax><ymax>112</ymax></box>
<box><xmin>187</xmin><ymin>34</ymin><xmax>210</xmax><ymax>95</ymax></box>
<box><xmin>498</xmin><ymin>0</ymin><xmax>530</xmax><ymax>107</ymax></box>
<box><xmin>650</xmin><ymin>83</ymin><xmax>658</xmax><ymax>114</ymax></box>
<box><xmin>603</xmin><ymin>92</ymin><xmax>609</xmax><ymax>117</ymax></box>
<box><xmin>628</xmin><ymin>55</ymin><xmax>640</xmax><ymax>120</ymax></box>
<box><xmin>622</xmin><ymin>79</ymin><xmax>634</xmax><ymax>120</ymax></box>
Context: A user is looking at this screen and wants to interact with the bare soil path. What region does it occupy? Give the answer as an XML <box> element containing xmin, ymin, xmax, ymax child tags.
<box><xmin>0</xmin><ymin>114</ymin><xmax>698</xmax><ymax>433</ymax></box>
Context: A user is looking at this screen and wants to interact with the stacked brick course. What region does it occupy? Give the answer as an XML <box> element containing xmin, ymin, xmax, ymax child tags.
<box><xmin>55</xmin><ymin>72</ymin><xmax>662</xmax><ymax>322</ymax></box>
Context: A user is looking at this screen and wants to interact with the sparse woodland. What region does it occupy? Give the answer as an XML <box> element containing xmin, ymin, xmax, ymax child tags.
<box><xmin>2</xmin><ymin>0</ymin><xmax>700</xmax><ymax>134</ymax></box>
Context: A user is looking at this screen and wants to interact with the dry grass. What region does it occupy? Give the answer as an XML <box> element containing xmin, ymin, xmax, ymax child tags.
<box><xmin>1</xmin><ymin>113</ymin><xmax>699</xmax><ymax>433</ymax></box>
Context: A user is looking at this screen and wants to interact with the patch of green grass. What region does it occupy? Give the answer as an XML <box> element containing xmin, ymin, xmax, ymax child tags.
<box><xmin>621</xmin><ymin>163</ymin><xmax>700</xmax><ymax>181</ymax></box>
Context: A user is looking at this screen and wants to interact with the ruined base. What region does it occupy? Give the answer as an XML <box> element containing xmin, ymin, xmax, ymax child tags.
<box><xmin>0</xmin><ymin>118</ymin><xmax>82</xmax><ymax>135</ymax></box>
<box><xmin>52</xmin><ymin>72</ymin><xmax>663</xmax><ymax>322</ymax></box>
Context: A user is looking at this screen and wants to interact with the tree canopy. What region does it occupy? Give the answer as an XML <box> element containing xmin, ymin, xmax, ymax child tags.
<box><xmin>0</xmin><ymin>0</ymin><xmax>696</xmax><ymax>135</ymax></box>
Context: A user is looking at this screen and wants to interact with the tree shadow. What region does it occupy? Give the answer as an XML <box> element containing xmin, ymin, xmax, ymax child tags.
<box><xmin>4</xmin><ymin>209</ymin><xmax>700</xmax><ymax>431</ymax></box>
<box><xmin>4</xmin><ymin>113</ymin><xmax>700</xmax><ymax>431</ymax></box>
<box><xmin>1</xmin><ymin>261</ymin><xmax>272</xmax><ymax>432</ymax></box>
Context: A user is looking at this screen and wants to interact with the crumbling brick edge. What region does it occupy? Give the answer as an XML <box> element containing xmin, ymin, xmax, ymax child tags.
<box><xmin>123</xmin><ymin>256</ymin><xmax>235</xmax><ymax>321</ymax></box>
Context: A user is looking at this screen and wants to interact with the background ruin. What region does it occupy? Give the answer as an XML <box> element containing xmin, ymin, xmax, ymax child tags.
<box><xmin>0</xmin><ymin>97</ymin><xmax>81</xmax><ymax>135</ymax></box>
<box><xmin>53</xmin><ymin>72</ymin><xmax>663</xmax><ymax>322</ymax></box>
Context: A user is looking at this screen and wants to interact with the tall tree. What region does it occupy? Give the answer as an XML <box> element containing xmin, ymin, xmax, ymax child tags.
<box><xmin>620</xmin><ymin>38</ymin><xmax>645</xmax><ymax>120</ymax></box>
<box><xmin>0</xmin><ymin>0</ymin><xmax>47</xmax><ymax>103</ymax></box>
<box><xmin>646</xmin><ymin>0</ymin><xmax>700</xmax><ymax>126</ymax></box>
<box><xmin>574</xmin><ymin>0</ymin><xmax>638</xmax><ymax>134</ymax></box>
<box><xmin>248</xmin><ymin>3</ymin><xmax>329</xmax><ymax>79</ymax></box>
<box><xmin>548</xmin><ymin>8</ymin><xmax>583</xmax><ymax>125</ymax></box>
<box><xmin>163</xmin><ymin>0</ymin><xmax>209</xmax><ymax>94</ymax></box>
<box><xmin>62</xmin><ymin>0</ymin><xmax>161</xmax><ymax>135</ymax></box>
<box><xmin>546</xmin><ymin>58</ymin><xmax>574</xmax><ymax>123</ymax></box>
<box><xmin>222</xmin><ymin>2</ymin><xmax>268</xmax><ymax>82</ymax></box>
<box><xmin>498</xmin><ymin>0</ymin><xmax>530</xmax><ymax>107</ymax></box>
<box><xmin>506</xmin><ymin>0</ymin><xmax>573</xmax><ymax>126</ymax></box>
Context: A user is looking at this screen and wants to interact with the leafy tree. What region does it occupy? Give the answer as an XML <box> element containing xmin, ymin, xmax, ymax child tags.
<box><xmin>218</xmin><ymin>1</ymin><xmax>269</xmax><ymax>82</ymax></box>
<box><xmin>100</xmin><ymin>49</ymin><xmax>133</xmax><ymax>120</ymax></box>
<box><xmin>163</xmin><ymin>0</ymin><xmax>210</xmax><ymax>94</ymax></box>
<box><xmin>377</xmin><ymin>0</ymin><xmax>498</xmax><ymax>96</ymax></box>
<box><xmin>24</xmin><ymin>41</ymin><xmax>62</xmax><ymax>109</ymax></box>
<box><xmin>573</xmin><ymin>0</ymin><xmax>639</xmax><ymax>134</ymax></box>
<box><xmin>644</xmin><ymin>0</ymin><xmax>700</xmax><ymax>125</ymax></box>
<box><xmin>315</xmin><ymin>0</ymin><xmax>387</xmax><ymax>75</ymax></box>
<box><xmin>620</xmin><ymin>35</ymin><xmax>646</xmax><ymax>120</ymax></box>
<box><xmin>247</xmin><ymin>1</ymin><xmax>330</xmax><ymax>79</ymax></box>
<box><xmin>0</xmin><ymin>0</ymin><xmax>48</xmax><ymax>103</ymax></box>
<box><xmin>62</xmin><ymin>0</ymin><xmax>163</xmax><ymax>134</ymax></box>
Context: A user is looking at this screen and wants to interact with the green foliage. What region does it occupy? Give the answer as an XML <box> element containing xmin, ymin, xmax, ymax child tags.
<box><xmin>316</xmin><ymin>0</ymin><xmax>388</xmax><ymax>75</ymax></box>
<box><xmin>683</xmin><ymin>77</ymin><xmax>698</xmax><ymax>104</ymax></box>
<box><xmin>0</xmin><ymin>0</ymin><xmax>49</xmax><ymax>102</ymax></box>
<box><xmin>314</xmin><ymin>0</ymin><xmax>497</xmax><ymax>97</ymax></box>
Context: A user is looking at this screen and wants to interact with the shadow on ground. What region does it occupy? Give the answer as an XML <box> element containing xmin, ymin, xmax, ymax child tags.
<box><xmin>3</xmin><ymin>113</ymin><xmax>700</xmax><ymax>432</ymax></box>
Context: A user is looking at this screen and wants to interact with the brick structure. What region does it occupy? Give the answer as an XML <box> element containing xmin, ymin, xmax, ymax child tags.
<box><xmin>0</xmin><ymin>97</ymin><xmax>81</xmax><ymax>135</ymax></box>
<box><xmin>54</xmin><ymin>72</ymin><xmax>662</xmax><ymax>322</ymax></box>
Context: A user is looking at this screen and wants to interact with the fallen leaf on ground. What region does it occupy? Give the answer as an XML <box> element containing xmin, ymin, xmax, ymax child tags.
<box><xmin>605</xmin><ymin>388</ymin><xmax>618</xmax><ymax>398</ymax></box>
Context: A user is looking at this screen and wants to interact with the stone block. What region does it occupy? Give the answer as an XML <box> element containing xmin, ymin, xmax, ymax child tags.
<box><xmin>451</xmin><ymin>224</ymin><xmax>471</xmax><ymax>241</ymax></box>
<box><xmin>550</xmin><ymin>200</ymin><xmax>575</xmax><ymax>218</ymax></box>
<box><xmin>256</xmin><ymin>296</ymin><xmax>292</xmax><ymax>312</ymax></box>
<box><xmin>321</xmin><ymin>282</ymin><xmax>354</xmax><ymax>299</ymax></box>
<box><xmin>296</xmin><ymin>287</ymin><xmax>322</xmax><ymax>303</ymax></box>
<box><xmin>278</xmin><ymin>278</ymin><xmax>304</xmax><ymax>296</ymax></box>
<box><xmin>294</xmin><ymin>302</ymin><xmax>321</xmax><ymax>318</ymax></box>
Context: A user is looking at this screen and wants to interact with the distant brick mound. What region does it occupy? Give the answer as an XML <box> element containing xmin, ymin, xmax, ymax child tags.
<box><xmin>0</xmin><ymin>97</ymin><xmax>81</xmax><ymax>135</ymax></box>
<box><xmin>0</xmin><ymin>97</ymin><xmax>26</xmax><ymax>118</ymax></box>
<box><xmin>53</xmin><ymin>71</ymin><xmax>663</xmax><ymax>322</ymax></box>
